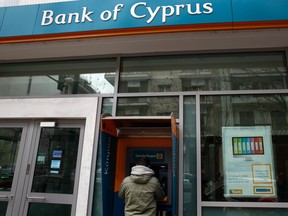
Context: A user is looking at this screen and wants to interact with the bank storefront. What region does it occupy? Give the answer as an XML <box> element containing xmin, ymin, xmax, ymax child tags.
<box><xmin>0</xmin><ymin>0</ymin><xmax>288</xmax><ymax>216</ymax></box>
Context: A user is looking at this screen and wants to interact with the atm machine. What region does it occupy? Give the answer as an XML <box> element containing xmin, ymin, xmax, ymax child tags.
<box><xmin>126</xmin><ymin>147</ymin><xmax>172</xmax><ymax>205</ymax></box>
<box><xmin>100</xmin><ymin>114</ymin><xmax>177</xmax><ymax>216</ymax></box>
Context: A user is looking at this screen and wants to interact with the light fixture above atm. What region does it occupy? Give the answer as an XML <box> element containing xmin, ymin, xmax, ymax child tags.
<box><xmin>117</xmin><ymin>127</ymin><xmax>171</xmax><ymax>138</ymax></box>
<box><xmin>101</xmin><ymin>116</ymin><xmax>173</xmax><ymax>138</ymax></box>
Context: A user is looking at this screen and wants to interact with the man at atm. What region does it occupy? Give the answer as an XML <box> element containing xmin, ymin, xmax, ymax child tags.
<box><xmin>118</xmin><ymin>157</ymin><xmax>165</xmax><ymax>216</ymax></box>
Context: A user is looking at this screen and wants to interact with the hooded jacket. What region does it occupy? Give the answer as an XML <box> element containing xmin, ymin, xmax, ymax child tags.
<box><xmin>118</xmin><ymin>165</ymin><xmax>165</xmax><ymax>216</ymax></box>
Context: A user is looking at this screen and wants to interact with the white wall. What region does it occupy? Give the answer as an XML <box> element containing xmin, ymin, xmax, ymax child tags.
<box><xmin>0</xmin><ymin>28</ymin><xmax>288</xmax><ymax>61</ymax></box>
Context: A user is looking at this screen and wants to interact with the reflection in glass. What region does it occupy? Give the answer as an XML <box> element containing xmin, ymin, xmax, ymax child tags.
<box><xmin>183</xmin><ymin>97</ymin><xmax>197</xmax><ymax>216</ymax></box>
<box><xmin>203</xmin><ymin>207</ymin><xmax>288</xmax><ymax>216</ymax></box>
<box><xmin>0</xmin><ymin>58</ymin><xmax>116</xmax><ymax>96</ymax></box>
<box><xmin>102</xmin><ymin>98</ymin><xmax>113</xmax><ymax>114</ymax></box>
<box><xmin>117</xmin><ymin>97</ymin><xmax>179</xmax><ymax>118</ymax></box>
<box><xmin>0</xmin><ymin>128</ymin><xmax>22</xmax><ymax>191</ymax></box>
<box><xmin>0</xmin><ymin>201</ymin><xmax>8</xmax><ymax>216</ymax></box>
<box><xmin>91</xmin><ymin>160</ymin><xmax>102</xmax><ymax>216</ymax></box>
<box><xmin>92</xmin><ymin>98</ymin><xmax>110</xmax><ymax>216</ymax></box>
<box><xmin>27</xmin><ymin>203</ymin><xmax>71</xmax><ymax>216</ymax></box>
<box><xmin>201</xmin><ymin>94</ymin><xmax>288</xmax><ymax>202</ymax></box>
<box><xmin>119</xmin><ymin>52</ymin><xmax>287</xmax><ymax>93</ymax></box>
<box><xmin>32</xmin><ymin>128</ymin><xmax>80</xmax><ymax>194</ymax></box>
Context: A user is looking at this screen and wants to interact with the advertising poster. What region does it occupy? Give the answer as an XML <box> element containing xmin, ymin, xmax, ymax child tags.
<box><xmin>222</xmin><ymin>126</ymin><xmax>276</xmax><ymax>198</ymax></box>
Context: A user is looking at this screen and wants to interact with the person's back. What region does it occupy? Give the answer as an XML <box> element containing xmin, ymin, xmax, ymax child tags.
<box><xmin>118</xmin><ymin>157</ymin><xmax>165</xmax><ymax>216</ymax></box>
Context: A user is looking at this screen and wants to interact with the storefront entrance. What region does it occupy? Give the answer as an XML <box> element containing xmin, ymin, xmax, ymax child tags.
<box><xmin>0</xmin><ymin>120</ymin><xmax>84</xmax><ymax>216</ymax></box>
<box><xmin>0</xmin><ymin>97</ymin><xmax>99</xmax><ymax>216</ymax></box>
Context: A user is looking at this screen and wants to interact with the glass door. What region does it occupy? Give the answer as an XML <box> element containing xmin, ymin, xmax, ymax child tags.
<box><xmin>23</xmin><ymin>121</ymin><xmax>84</xmax><ymax>216</ymax></box>
<box><xmin>0</xmin><ymin>123</ymin><xmax>30</xmax><ymax>216</ymax></box>
<box><xmin>0</xmin><ymin>120</ymin><xmax>84</xmax><ymax>216</ymax></box>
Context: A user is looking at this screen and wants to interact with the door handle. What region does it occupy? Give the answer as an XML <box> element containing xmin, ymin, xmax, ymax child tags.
<box><xmin>26</xmin><ymin>195</ymin><xmax>46</xmax><ymax>200</ymax></box>
<box><xmin>0</xmin><ymin>195</ymin><xmax>13</xmax><ymax>199</ymax></box>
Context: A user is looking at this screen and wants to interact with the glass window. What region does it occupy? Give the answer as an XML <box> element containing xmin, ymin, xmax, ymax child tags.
<box><xmin>101</xmin><ymin>98</ymin><xmax>113</xmax><ymax>114</ymax></box>
<box><xmin>203</xmin><ymin>207</ymin><xmax>288</xmax><ymax>216</ymax></box>
<box><xmin>92</xmin><ymin>149</ymin><xmax>102</xmax><ymax>216</ymax></box>
<box><xmin>183</xmin><ymin>97</ymin><xmax>197</xmax><ymax>216</ymax></box>
<box><xmin>27</xmin><ymin>203</ymin><xmax>71</xmax><ymax>216</ymax></box>
<box><xmin>201</xmin><ymin>94</ymin><xmax>288</xmax><ymax>202</ymax></box>
<box><xmin>117</xmin><ymin>97</ymin><xmax>179</xmax><ymax>118</ymax></box>
<box><xmin>0</xmin><ymin>201</ymin><xmax>8</xmax><ymax>216</ymax></box>
<box><xmin>92</xmin><ymin>99</ymin><xmax>109</xmax><ymax>216</ymax></box>
<box><xmin>0</xmin><ymin>58</ymin><xmax>116</xmax><ymax>96</ymax></box>
<box><xmin>0</xmin><ymin>128</ymin><xmax>22</xmax><ymax>192</ymax></box>
<box><xmin>119</xmin><ymin>52</ymin><xmax>287</xmax><ymax>93</ymax></box>
<box><xmin>32</xmin><ymin>127</ymin><xmax>80</xmax><ymax>194</ymax></box>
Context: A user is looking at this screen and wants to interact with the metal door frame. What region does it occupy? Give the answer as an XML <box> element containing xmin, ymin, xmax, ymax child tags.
<box><xmin>24</xmin><ymin>120</ymin><xmax>85</xmax><ymax>215</ymax></box>
<box><xmin>0</xmin><ymin>122</ymin><xmax>31</xmax><ymax>215</ymax></box>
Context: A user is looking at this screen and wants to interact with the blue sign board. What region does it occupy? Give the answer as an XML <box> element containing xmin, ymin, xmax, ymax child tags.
<box><xmin>133</xmin><ymin>149</ymin><xmax>166</xmax><ymax>163</ymax></box>
<box><xmin>0</xmin><ymin>0</ymin><xmax>288</xmax><ymax>39</ymax></box>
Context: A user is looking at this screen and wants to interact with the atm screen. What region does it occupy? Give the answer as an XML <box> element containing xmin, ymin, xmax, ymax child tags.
<box><xmin>151</xmin><ymin>164</ymin><xmax>168</xmax><ymax>195</ymax></box>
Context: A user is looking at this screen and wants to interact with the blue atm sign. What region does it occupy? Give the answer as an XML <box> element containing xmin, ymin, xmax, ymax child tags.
<box><xmin>133</xmin><ymin>150</ymin><xmax>165</xmax><ymax>163</ymax></box>
<box><xmin>0</xmin><ymin>0</ymin><xmax>288</xmax><ymax>41</ymax></box>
